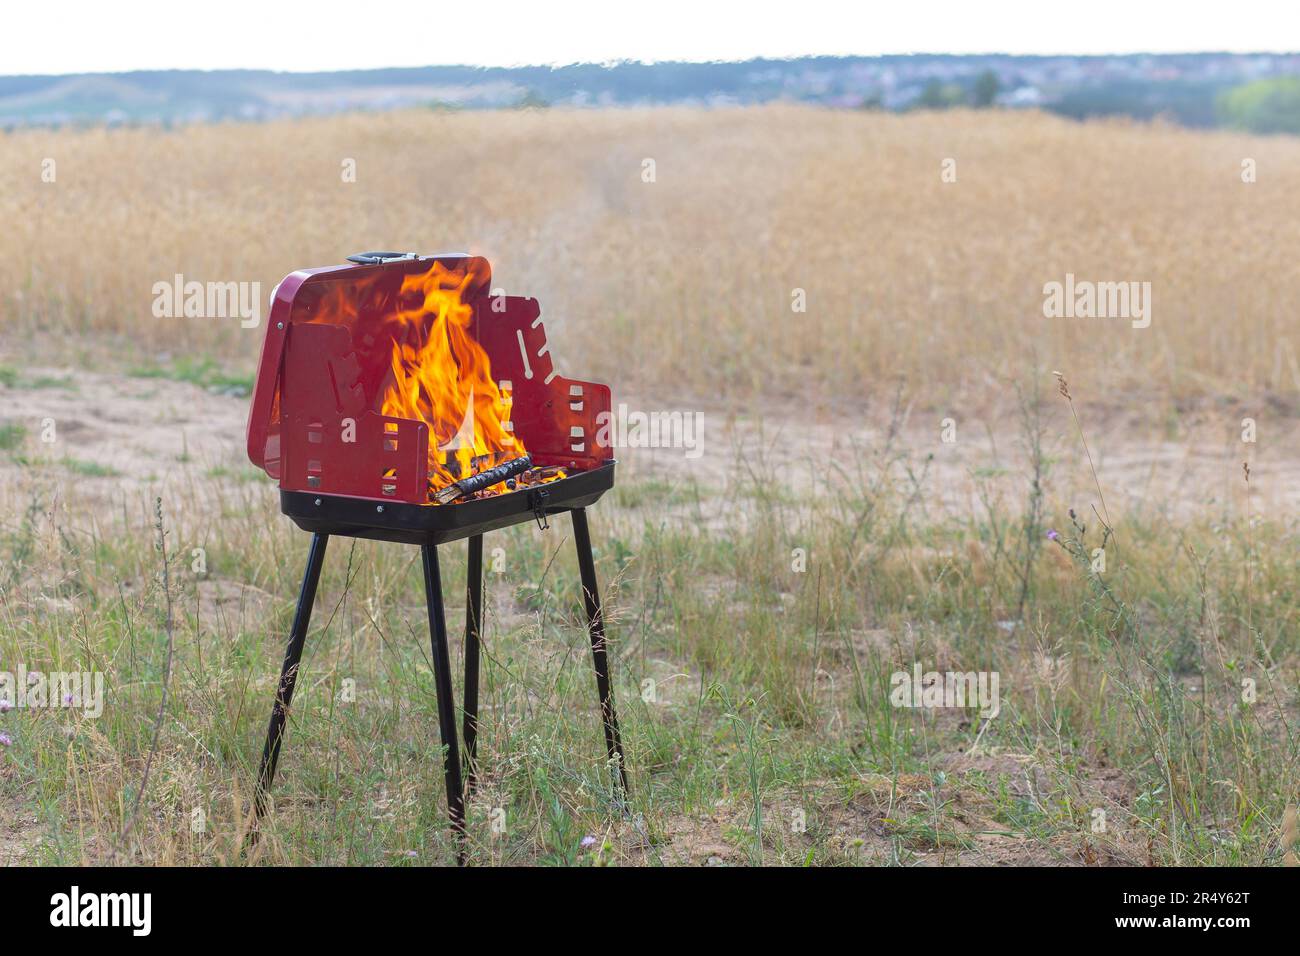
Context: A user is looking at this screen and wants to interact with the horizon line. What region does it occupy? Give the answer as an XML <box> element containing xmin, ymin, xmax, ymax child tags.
<box><xmin>7</xmin><ymin>49</ymin><xmax>1300</xmax><ymax>81</ymax></box>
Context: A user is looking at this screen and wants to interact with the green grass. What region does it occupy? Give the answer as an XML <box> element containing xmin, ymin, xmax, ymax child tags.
<box><xmin>58</xmin><ymin>457</ymin><xmax>119</xmax><ymax>478</ymax></box>
<box><xmin>0</xmin><ymin>423</ymin><xmax>26</xmax><ymax>451</ymax></box>
<box><xmin>129</xmin><ymin>356</ymin><xmax>254</xmax><ymax>397</ymax></box>
<box><xmin>611</xmin><ymin>477</ymin><xmax>702</xmax><ymax>509</ymax></box>
<box><xmin>0</xmin><ymin>364</ymin><xmax>77</xmax><ymax>390</ymax></box>
<box><xmin>0</xmin><ymin>417</ymin><xmax>1297</xmax><ymax>866</ymax></box>
<box><xmin>203</xmin><ymin>464</ymin><xmax>266</xmax><ymax>483</ymax></box>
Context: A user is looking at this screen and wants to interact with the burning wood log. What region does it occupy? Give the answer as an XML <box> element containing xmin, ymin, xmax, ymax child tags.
<box><xmin>522</xmin><ymin>464</ymin><xmax>566</xmax><ymax>483</ymax></box>
<box><xmin>432</xmin><ymin>455</ymin><xmax>533</xmax><ymax>505</ymax></box>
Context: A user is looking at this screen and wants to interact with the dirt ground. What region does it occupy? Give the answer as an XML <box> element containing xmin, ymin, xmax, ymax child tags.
<box><xmin>2</xmin><ymin>369</ymin><xmax>1297</xmax><ymax>524</ymax></box>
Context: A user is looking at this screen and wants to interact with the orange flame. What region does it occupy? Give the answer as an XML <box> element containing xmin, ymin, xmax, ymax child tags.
<box><xmin>379</xmin><ymin>260</ymin><xmax>523</xmax><ymax>499</ymax></box>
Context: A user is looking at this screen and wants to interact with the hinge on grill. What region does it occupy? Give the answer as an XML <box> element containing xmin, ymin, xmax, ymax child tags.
<box><xmin>529</xmin><ymin>488</ymin><xmax>550</xmax><ymax>531</ymax></box>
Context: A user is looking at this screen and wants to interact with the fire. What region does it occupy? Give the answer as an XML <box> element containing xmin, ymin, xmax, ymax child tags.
<box><xmin>378</xmin><ymin>260</ymin><xmax>524</xmax><ymax>500</ymax></box>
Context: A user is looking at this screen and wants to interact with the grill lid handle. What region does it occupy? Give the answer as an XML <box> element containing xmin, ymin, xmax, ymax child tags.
<box><xmin>346</xmin><ymin>251</ymin><xmax>421</xmax><ymax>265</ymax></box>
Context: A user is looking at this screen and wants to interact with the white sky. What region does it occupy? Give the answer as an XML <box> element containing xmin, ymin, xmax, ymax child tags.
<box><xmin>3</xmin><ymin>0</ymin><xmax>1297</xmax><ymax>75</ymax></box>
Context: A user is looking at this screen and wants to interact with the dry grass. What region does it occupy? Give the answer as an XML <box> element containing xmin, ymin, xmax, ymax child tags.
<box><xmin>1</xmin><ymin>377</ymin><xmax>1297</xmax><ymax>865</ymax></box>
<box><xmin>3</xmin><ymin>106</ymin><xmax>1300</xmax><ymax>410</ymax></box>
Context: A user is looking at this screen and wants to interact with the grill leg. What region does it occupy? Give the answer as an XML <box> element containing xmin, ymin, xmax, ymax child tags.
<box><xmin>571</xmin><ymin>508</ymin><xmax>630</xmax><ymax>795</ymax></box>
<box><xmin>255</xmin><ymin>532</ymin><xmax>329</xmax><ymax>823</ymax></box>
<box><xmin>421</xmin><ymin>543</ymin><xmax>467</xmax><ymax>862</ymax></box>
<box><xmin>463</xmin><ymin>534</ymin><xmax>484</xmax><ymax>796</ymax></box>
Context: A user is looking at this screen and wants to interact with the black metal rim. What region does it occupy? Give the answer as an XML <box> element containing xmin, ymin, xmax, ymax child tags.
<box><xmin>280</xmin><ymin>461</ymin><xmax>616</xmax><ymax>544</ymax></box>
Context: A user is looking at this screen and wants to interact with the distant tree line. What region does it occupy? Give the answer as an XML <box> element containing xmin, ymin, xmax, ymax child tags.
<box><xmin>906</xmin><ymin>70</ymin><xmax>1300</xmax><ymax>136</ymax></box>
<box><xmin>911</xmin><ymin>69</ymin><xmax>1001</xmax><ymax>110</ymax></box>
<box><xmin>1217</xmin><ymin>77</ymin><xmax>1300</xmax><ymax>134</ymax></box>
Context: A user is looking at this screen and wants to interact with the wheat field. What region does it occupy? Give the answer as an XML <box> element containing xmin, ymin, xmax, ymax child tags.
<box><xmin>3</xmin><ymin>106</ymin><xmax>1300</xmax><ymax>411</ymax></box>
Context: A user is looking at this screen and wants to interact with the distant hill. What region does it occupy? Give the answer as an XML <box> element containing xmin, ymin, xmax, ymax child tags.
<box><xmin>3</xmin><ymin>53</ymin><xmax>1299</xmax><ymax>129</ymax></box>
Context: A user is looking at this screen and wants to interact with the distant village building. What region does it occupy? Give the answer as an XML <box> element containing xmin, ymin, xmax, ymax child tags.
<box><xmin>999</xmin><ymin>86</ymin><xmax>1044</xmax><ymax>108</ymax></box>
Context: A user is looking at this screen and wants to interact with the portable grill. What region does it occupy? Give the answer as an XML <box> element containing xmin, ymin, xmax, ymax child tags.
<box><xmin>245</xmin><ymin>251</ymin><xmax>627</xmax><ymax>859</ymax></box>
